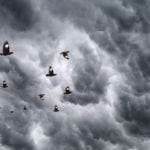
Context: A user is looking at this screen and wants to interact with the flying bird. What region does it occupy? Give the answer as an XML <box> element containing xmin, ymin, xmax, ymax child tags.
<box><xmin>46</xmin><ymin>66</ymin><xmax>56</xmax><ymax>77</ymax></box>
<box><xmin>2</xmin><ymin>80</ymin><xmax>8</xmax><ymax>88</ymax></box>
<box><xmin>38</xmin><ymin>94</ymin><xmax>45</xmax><ymax>101</ymax></box>
<box><xmin>0</xmin><ymin>41</ymin><xmax>14</xmax><ymax>56</ymax></box>
<box><xmin>24</xmin><ymin>106</ymin><xmax>27</xmax><ymax>110</ymax></box>
<box><xmin>60</xmin><ymin>51</ymin><xmax>69</xmax><ymax>59</ymax></box>
<box><xmin>10</xmin><ymin>110</ymin><xmax>14</xmax><ymax>113</ymax></box>
<box><xmin>53</xmin><ymin>105</ymin><xmax>59</xmax><ymax>112</ymax></box>
<box><xmin>64</xmin><ymin>86</ymin><xmax>72</xmax><ymax>95</ymax></box>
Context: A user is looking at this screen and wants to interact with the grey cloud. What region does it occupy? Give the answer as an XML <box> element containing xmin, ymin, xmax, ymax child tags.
<box><xmin>0</xmin><ymin>126</ymin><xmax>35</xmax><ymax>150</ymax></box>
<box><xmin>116</xmin><ymin>91</ymin><xmax>150</xmax><ymax>137</ymax></box>
<box><xmin>0</xmin><ymin>0</ymin><xmax>37</xmax><ymax>31</ymax></box>
<box><xmin>62</xmin><ymin>45</ymin><xmax>108</xmax><ymax>105</ymax></box>
<box><xmin>0</xmin><ymin>0</ymin><xmax>150</xmax><ymax>150</ymax></box>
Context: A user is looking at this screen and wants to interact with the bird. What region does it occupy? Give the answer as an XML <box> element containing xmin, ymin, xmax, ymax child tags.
<box><xmin>64</xmin><ymin>86</ymin><xmax>72</xmax><ymax>95</ymax></box>
<box><xmin>10</xmin><ymin>110</ymin><xmax>14</xmax><ymax>113</ymax></box>
<box><xmin>46</xmin><ymin>66</ymin><xmax>56</xmax><ymax>77</ymax></box>
<box><xmin>60</xmin><ymin>51</ymin><xmax>69</xmax><ymax>60</ymax></box>
<box><xmin>38</xmin><ymin>94</ymin><xmax>45</xmax><ymax>101</ymax></box>
<box><xmin>53</xmin><ymin>105</ymin><xmax>59</xmax><ymax>112</ymax></box>
<box><xmin>23</xmin><ymin>106</ymin><xmax>27</xmax><ymax>110</ymax></box>
<box><xmin>0</xmin><ymin>41</ymin><xmax>14</xmax><ymax>56</ymax></box>
<box><xmin>2</xmin><ymin>80</ymin><xmax>8</xmax><ymax>88</ymax></box>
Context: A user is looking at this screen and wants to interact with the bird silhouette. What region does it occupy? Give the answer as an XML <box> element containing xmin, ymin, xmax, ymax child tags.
<box><xmin>2</xmin><ymin>80</ymin><xmax>8</xmax><ymax>88</ymax></box>
<box><xmin>64</xmin><ymin>86</ymin><xmax>72</xmax><ymax>95</ymax></box>
<box><xmin>38</xmin><ymin>94</ymin><xmax>45</xmax><ymax>101</ymax></box>
<box><xmin>53</xmin><ymin>105</ymin><xmax>59</xmax><ymax>112</ymax></box>
<box><xmin>23</xmin><ymin>106</ymin><xmax>27</xmax><ymax>110</ymax></box>
<box><xmin>0</xmin><ymin>41</ymin><xmax>14</xmax><ymax>56</ymax></box>
<box><xmin>46</xmin><ymin>66</ymin><xmax>56</xmax><ymax>77</ymax></box>
<box><xmin>10</xmin><ymin>110</ymin><xmax>14</xmax><ymax>113</ymax></box>
<box><xmin>60</xmin><ymin>51</ymin><xmax>69</xmax><ymax>60</ymax></box>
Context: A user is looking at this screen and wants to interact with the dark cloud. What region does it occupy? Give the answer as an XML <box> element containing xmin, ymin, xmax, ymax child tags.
<box><xmin>116</xmin><ymin>91</ymin><xmax>150</xmax><ymax>137</ymax></box>
<box><xmin>0</xmin><ymin>0</ymin><xmax>37</xmax><ymax>31</ymax></box>
<box><xmin>63</xmin><ymin>46</ymin><xmax>108</xmax><ymax>105</ymax></box>
<box><xmin>0</xmin><ymin>123</ymin><xmax>35</xmax><ymax>150</ymax></box>
<box><xmin>0</xmin><ymin>0</ymin><xmax>150</xmax><ymax>150</ymax></box>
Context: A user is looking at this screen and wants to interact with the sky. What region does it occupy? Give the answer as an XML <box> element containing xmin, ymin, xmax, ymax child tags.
<box><xmin>0</xmin><ymin>0</ymin><xmax>150</xmax><ymax>150</ymax></box>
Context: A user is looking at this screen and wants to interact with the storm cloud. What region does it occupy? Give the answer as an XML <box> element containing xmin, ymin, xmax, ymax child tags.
<box><xmin>0</xmin><ymin>0</ymin><xmax>150</xmax><ymax>150</ymax></box>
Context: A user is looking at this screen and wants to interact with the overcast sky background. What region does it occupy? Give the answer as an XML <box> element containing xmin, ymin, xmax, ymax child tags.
<box><xmin>0</xmin><ymin>0</ymin><xmax>150</xmax><ymax>150</ymax></box>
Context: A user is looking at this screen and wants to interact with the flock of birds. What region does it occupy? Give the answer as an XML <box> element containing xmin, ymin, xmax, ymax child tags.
<box><xmin>0</xmin><ymin>41</ymin><xmax>72</xmax><ymax>113</ymax></box>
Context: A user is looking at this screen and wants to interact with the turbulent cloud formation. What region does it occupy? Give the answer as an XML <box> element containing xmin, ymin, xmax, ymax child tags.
<box><xmin>0</xmin><ymin>0</ymin><xmax>150</xmax><ymax>150</ymax></box>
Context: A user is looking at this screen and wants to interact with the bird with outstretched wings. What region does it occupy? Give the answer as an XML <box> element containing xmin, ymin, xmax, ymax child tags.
<box><xmin>38</xmin><ymin>94</ymin><xmax>45</xmax><ymax>101</ymax></box>
<box><xmin>0</xmin><ymin>41</ymin><xmax>14</xmax><ymax>56</ymax></box>
<box><xmin>60</xmin><ymin>51</ymin><xmax>69</xmax><ymax>59</ymax></box>
<box><xmin>64</xmin><ymin>86</ymin><xmax>72</xmax><ymax>95</ymax></box>
<box><xmin>46</xmin><ymin>66</ymin><xmax>56</xmax><ymax>77</ymax></box>
<box><xmin>2</xmin><ymin>80</ymin><xmax>8</xmax><ymax>88</ymax></box>
<box><xmin>53</xmin><ymin>105</ymin><xmax>59</xmax><ymax>112</ymax></box>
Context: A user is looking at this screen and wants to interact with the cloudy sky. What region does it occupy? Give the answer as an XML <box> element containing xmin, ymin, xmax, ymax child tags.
<box><xmin>0</xmin><ymin>0</ymin><xmax>150</xmax><ymax>149</ymax></box>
